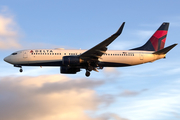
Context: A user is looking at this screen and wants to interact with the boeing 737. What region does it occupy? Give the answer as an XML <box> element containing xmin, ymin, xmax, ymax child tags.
<box><xmin>4</xmin><ymin>22</ymin><xmax>177</xmax><ymax>77</ymax></box>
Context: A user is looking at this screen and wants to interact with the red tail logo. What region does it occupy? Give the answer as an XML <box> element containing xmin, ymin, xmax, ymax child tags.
<box><xmin>150</xmin><ymin>30</ymin><xmax>168</xmax><ymax>51</ymax></box>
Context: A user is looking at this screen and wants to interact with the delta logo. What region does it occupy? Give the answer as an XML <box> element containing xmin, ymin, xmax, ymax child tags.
<box><xmin>30</xmin><ymin>50</ymin><xmax>53</xmax><ymax>53</ymax></box>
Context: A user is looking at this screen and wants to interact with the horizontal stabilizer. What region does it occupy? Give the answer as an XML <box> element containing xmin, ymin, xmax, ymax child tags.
<box><xmin>153</xmin><ymin>43</ymin><xmax>177</xmax><ymax>55</ymax></box>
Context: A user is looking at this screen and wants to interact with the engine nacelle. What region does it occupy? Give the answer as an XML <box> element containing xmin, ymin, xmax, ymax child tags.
<box><xmin>62</xmin><ymin>56</ymin><xmax>82</xmax><ymax>66</ymax></box>
<box><xmin>60</xmin><ymin>66</ymin><xmax>80</xmax><ymax>74</ymax></box>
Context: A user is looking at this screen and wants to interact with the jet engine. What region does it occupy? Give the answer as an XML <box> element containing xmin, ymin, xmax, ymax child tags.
<box><xmin>60</xmin><ymin>66</ymin><xmax>80</xmax><ymax>74</ymax></box>
<box><xmin>62</xmin><ymin>56</ymin><xmax>83</xmax><ymax>66</ymax></box>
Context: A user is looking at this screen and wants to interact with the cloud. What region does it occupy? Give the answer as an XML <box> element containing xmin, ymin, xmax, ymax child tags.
<box><xmin>172</xmin><ymin>112</ymin><xmax>180</xmax><ymax>119</ymax></box>
<box><xmin>116</xmin><ymin>78</ymin><xmax>180</xmax><ymax>120</ymax></box>
<box><xmin>97</xmin><ymin>113</ymin><xmax>129</xmax><ymax>120</ymax></box>
<box><xmin>109</xmin><ymin>29</ymin><xmax>154</xmax><ymax>50</ymax></box>
<box><xmin>0</xmin><ymin>6</ymin><xmax>22</xmax><ymax>50</ymax></box>
<box><xmin>165</xmin><ymin>16</ymin><xmax>180</xmax><ymax>27</ymax></box>
<box><xmin>34</xmin><ymin>76</ymin><xmax>105</xmax><ymax>93</ymax></box>
<box><xmin>103</xmin><ymin>67</ymin><xmax>121</xmax><ymax>78</ymax></box>
<box><xmin>119</xmin><ymin>89</ymin><xmax>148</xmax><ymax>97</ymax></box>
<box><xmin>109</xmin><ymin>40</ymin><xmax>137</xmax><ymax>50</ymax></box>
<box><xmin>165</xmin><ymin>67</ymin><xmax>180</xmax><ymax>75</ymax></box>
<box><xmin>123</xmin><ymin>96</ymin><xmax>180</xmax><ymax>120</ymax></box>
<box><xmin>135</xmin><ymin>30</ymin><xmax>154</xmax><ymax>40</ymax></box>
<box><xmin>0</xmin><ymin>74</ymin><xmax>125</xmax><ymax>120</ymax></box>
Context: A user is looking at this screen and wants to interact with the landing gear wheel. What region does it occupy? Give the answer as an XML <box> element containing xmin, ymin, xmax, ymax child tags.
<box><xmin>85</xmin><ymin>71</ymin><xmax>90</xmax><ymax>77</ymax></box>
<box><xmin>19</xmin><ymin>68</ymin><xmax>23</xmax><ymax>73</ymax></box>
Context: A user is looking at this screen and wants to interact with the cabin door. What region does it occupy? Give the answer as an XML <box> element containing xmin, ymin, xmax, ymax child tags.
<box><xmin>139</xmin><ymin>53</ymin><xmax>143</xmax><ymax>60</ymax></box>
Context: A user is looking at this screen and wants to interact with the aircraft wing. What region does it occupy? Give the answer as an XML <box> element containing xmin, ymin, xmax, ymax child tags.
<box><xmin>80</xmin><ymin>22</ymin><xmax>125</xmax><ymax>60</ymax></box>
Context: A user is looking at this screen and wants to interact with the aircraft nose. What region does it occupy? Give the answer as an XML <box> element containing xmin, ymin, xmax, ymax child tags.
<box><xmin>4</xmin><ymin>56</ymin><xmax>11</xmax><ymax>63</ymax></box>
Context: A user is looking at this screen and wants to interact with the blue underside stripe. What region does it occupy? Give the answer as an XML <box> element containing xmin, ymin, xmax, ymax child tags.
<box><xmin>16</xmin><ymin>61</ymin><xmax>131</xmax><ymax>67</ymax></box>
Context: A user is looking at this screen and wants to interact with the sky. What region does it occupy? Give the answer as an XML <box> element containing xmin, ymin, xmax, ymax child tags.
<box><xmin>0</xmin><ymin>0</ymin><xmax>180</xmax><ymax>120</ymax></box>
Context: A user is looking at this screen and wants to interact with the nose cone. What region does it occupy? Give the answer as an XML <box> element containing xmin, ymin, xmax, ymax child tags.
<box><xmin>4</xmin><ymin>56</ymin><xmax>11</xmax><ymax>64</ymax></box>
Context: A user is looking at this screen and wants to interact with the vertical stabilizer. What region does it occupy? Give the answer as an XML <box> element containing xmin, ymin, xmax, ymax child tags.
<box><xmin>132</xmin><ymin>22</ymin><xmax>169</xmax><ymax>51</ymax></box>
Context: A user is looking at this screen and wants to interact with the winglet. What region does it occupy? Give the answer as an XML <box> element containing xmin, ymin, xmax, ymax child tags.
<box><xmin>153</xmin><ymin>43</ymin><xmax>177</xmax><ymax>55</ymax></box>
<box><xmin>115</xmin><ymin>22</ymin><xmax>125</xmax><ymax>35</ymax></box>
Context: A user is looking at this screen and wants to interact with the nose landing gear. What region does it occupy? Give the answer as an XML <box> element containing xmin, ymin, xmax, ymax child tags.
<box><xmin>19</xmin><ymin>68</ymin><xmax>23</xmax><ymax>72</ymax></box>
<box><xmin>14</xmin><ymin>65</ymin><xmax>23</xmax><ymax>73</ymax></box>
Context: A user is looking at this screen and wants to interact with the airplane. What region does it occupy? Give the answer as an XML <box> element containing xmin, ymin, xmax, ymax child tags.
<box><xmin>4</xmin><ymin>22</ymin><xmax>177</xmax><ymax>77</ymax></box>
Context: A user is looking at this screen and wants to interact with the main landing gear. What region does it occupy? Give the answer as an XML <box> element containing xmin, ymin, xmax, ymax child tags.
<box><xmin>85</xmin><ymin>70</ymin><xmax>90</xmax><ymax>77</ymax></box>
<box><xmin>85</xmin><ymin>66</ymin><xmax>103</xmax><ymax>77</ymax></box>
<box><xmin>85</xmin><ymin>65</ymin><xmax>94</xmax><ymax>77</ymax></box>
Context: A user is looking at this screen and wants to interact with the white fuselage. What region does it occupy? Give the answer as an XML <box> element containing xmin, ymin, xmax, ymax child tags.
<box><xmin>4</xmin><ymin>49</ymin><xmax>166</xmax><ymax>67</ymax></box>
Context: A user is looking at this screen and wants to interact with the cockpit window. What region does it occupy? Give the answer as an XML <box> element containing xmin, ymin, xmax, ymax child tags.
<box><xmin>11</xmin><ymin>53</ymin><xmax>17</xmax><ymax>55</ymax></box>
